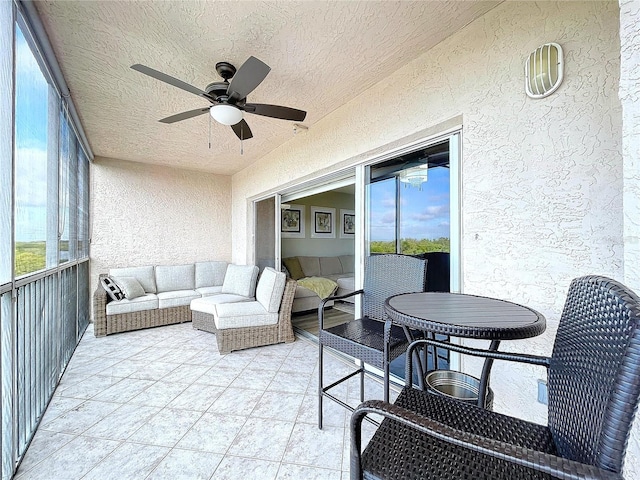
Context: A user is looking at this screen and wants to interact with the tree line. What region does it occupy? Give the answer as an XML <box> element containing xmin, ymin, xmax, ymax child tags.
<box><xmin>370</xmin><ymin>237</ymin><xmax>450</xmax><ymax>254</ymax></box>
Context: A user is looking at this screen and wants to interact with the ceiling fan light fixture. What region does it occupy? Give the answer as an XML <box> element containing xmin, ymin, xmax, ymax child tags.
<box><xmin>399</xmin><ymin>164</ymin><xmax>429</xmax><ymax>189</ymax></box>
<box><xmin>210</xmin><ymin>104</ymin><xmax>243</xmax><ymax>125</ymax></box>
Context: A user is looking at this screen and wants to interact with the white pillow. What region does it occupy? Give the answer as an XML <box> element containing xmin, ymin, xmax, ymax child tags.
<box><xmin>113</xmin><ymin>276</ymin><xmax>146</xmax><ymax>299</ymax></box>
<box><xmin>221</xmin><ymin>265</ymin><xmax>259</xmax><ymax>297</ymax></box>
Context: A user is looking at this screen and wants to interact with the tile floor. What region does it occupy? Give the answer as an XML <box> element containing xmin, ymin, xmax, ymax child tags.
<box><xmin>15</xmin><ymin>322</ymin><xmax>390</xmax><ymax>480</ymax></box>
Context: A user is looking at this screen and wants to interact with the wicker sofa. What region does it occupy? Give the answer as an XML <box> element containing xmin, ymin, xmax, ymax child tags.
<box><xmin>283</xmin><ymin>255</ymin><xmax>355</xmax><ymax>313</ymax></box>
<box><xmin>93</xmin><ymin>261</ymin><xmax>257</xmax><ymax>336</ymax></box>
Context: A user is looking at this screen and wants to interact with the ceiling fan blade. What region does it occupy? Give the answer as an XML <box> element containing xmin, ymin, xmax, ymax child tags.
<box><xmin>131</xmin><ymin>64</ymin><xmax>210</xmax><ymax>99</ymax></box>
<box><xmin>227</xmin><ymin>56</ymin><xmax>271</xmax><ymax>101</ymax></box>
<box><xmin>243</xmin><ymin>103</ymin><xmax>307</xmax><ymax>122</ymax></box>
<box><xmin>159</xmin><ymin>108</ymin><xmax>210</xmax><ymax>124</ymax></box>
<box><xmin>231</xmin><ymin>119</ymin><xmax>253</xmax><ymax>140</ymax></box>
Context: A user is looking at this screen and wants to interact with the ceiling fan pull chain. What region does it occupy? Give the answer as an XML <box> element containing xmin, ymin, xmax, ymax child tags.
<box><xmin>208</xmin><ymin>115</ymin><xmax>212</xmax><ymax>149</ymax></box>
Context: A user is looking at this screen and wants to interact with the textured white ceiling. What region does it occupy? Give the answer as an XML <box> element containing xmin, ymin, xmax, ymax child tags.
<box><xmin>35</xmin><ymin>0</ymin><xmax>500</xmax><ymax>175</ymax></box>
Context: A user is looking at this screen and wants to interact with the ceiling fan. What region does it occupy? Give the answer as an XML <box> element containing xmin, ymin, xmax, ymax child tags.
<box><xmin>131</xmin><ymin>56</ymin><xmax>307</xmax><ymax>141</ymax></box>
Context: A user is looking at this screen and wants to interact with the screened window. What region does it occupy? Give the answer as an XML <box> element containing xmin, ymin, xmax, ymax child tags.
<box><xmin>77</xmin><ymin>148</ymin><xmax>89</xmax><ymax>258</ymax></box>
<box><xmin>2</xmin><ymin>7</ymin><xmax>92</xmax><ymax>478</ymax></box>
<box><xmin>0</xmin><ymin>1</ymin><xmax>12</xmax><ymax>284</ymax></box>
<box><xmin>14</xmin><ymin>24</ymin><xmax>58</xmax><ymax>277</ymax></box>
<box><xmin>58</xmin><ymin>110</ymin><xmax>80</xmax><ymax>263</ymax></box>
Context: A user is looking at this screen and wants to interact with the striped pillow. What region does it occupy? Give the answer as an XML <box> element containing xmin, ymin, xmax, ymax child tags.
<box><xmin>101</xmin><ymin>276</ymin><xmax>124</xmax><ymax>301</ymax></box>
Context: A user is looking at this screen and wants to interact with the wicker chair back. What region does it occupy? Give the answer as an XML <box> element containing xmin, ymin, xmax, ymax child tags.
<box><xmin>548</xmin><ymin>275</ymin><xmax>640</xmax><ymax>472</ymax></box>
<box><xmin>362</xmin><ymin>254</ymin><xmax>427</xmax><ymax>320</ymax></box>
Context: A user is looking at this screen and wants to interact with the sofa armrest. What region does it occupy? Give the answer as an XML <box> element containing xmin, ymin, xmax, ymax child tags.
<box><xmin>93</xmin><ymin>274</ymin><xmax>109</xmax><ymax>337</ymax></box>
<box><xmin>278</xmin><ymin>279</ymin><xmax>297</xmax><ymax>343</ymax></box>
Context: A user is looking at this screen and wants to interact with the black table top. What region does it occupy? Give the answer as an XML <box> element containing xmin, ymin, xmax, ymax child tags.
<box><xmin>385</xmin><ymin>292</ymin><xmax>546</xmax><ymax>341</ymax></box>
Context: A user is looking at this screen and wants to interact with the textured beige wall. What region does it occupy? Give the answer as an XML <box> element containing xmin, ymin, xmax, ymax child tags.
<box><xmin>90</xmin><ymin>157</ymin><xmax>232</xmax><ymax>296</ymax></box>
<box><xmin>231</xmin><ymin>1</ymin><xmax>638</xmax><ymax>472</ymax></box>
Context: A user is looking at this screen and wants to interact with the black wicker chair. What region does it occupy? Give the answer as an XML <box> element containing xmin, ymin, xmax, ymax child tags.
<box><xmin>318</xmin><ymin>254</ymin><xmax>427</xmax><ymax>429</ymax></box>
<box><xmin>351</xmin><ymin>275</ymin><xmax>640</xmax><ymax>479</ymax></box>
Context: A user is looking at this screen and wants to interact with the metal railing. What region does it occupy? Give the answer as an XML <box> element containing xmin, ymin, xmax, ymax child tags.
<box><xmin>1</xmin><ymin>259</ymin><xmax>89</xmax><ymax>478</ymax></box>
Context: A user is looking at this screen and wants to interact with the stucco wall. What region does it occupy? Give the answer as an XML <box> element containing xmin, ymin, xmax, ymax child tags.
<box><xmin>90</xmin><ymin>157</ymin><xmax>232</xmax><ymax>298</ymax></box>
<box><xmin>231</xmin><ymin>0</ymin><xmax>637</xmax><ymax>473</ymax></box>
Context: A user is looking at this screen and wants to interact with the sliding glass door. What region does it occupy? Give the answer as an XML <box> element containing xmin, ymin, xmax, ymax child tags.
<box><xmin>364</xmin><ymin>132</ymin><xmax>461</xmax><ymax>378</ymax></box>
<box><xmin>366</xmin><ymin>134</ymin><xmax>459</xmax><ymax>292</ymax></box>
<box><xmin>254</xmin><ymin>194</ymin><xmax>281</xmax><ymax>272</ymax></box>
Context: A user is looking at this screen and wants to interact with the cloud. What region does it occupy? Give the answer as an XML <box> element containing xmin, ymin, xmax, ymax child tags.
<box><xmin>410</xmin><ymin>204</ymin><xmax>450</xmax><ymax>221</ymax></box>
<box><xmin>380</xmin><ymin>211</ymin><xmax>395</xmax><ymax>224</ymax></box>
<box><xmin>15</xmin><ymin>146</ymin><xmax>48</xmax><ymax>208</ymax></box>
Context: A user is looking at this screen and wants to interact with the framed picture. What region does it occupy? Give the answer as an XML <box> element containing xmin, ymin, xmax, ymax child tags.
<box><xmin>310</xmin><ymin>206</ymin><xmax>335</xmax><ymax>238</ymax></box>
<box><xmin>281</xmin><ymin>204</ymin><xmax>305</xmax><ymax>238</ymax></box>
<box><xmin>340</xmin><ymin>209</ymin><xmax>355</xmax><ymax>238</ymax></box>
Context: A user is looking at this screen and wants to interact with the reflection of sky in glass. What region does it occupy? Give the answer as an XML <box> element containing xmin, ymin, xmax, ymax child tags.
<box><xmin>15</xmin><ymin>25</ymin><xmax>49</xmax><ymax>242</ymax></box>
<box><xmin>369</xmin><ymin>167</ymin><xmax>450</xmax><ymax>241</ymax></box>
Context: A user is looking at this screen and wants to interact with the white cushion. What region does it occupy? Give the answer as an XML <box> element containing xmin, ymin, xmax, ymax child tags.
<box><xmin>112</xmin><ymin>276</ymin><xmax>146</xmax><ymax>299</ymax></box>
<box><xmin>196</xmin><ymin>286</ymin><xmax>223</xmax><ymax>297</ymax></box>
<box><xmin>190</xmin><ymin>294</ymin><xmax>253</xmax><ymax>315</ymax></box>
<box><xmin>214</xmin><ymin>301</ymin><xmax>278</xmax><ymax>329</ymax></box>
<box><xmin>255</xmin><ymin>267</ymin><xmax>286</xmax><ymax>313</ymax></box>
<box><xmin>297</xmin><ymin>256</ymin><xmax>320</xmax><ymax>277</ymax></box>
<box><xmin>195</xmin><ymin>261</ymin><xmax>228</xmax><ymax>288</ymax></box>
<box><xmin>320</xmin><ymin>257</ymin><xmax>343</xmax><ymax>276</ymax></box>
<box><xmin>106</xmin><ymin>294</ymin><xmax>159</xmax><ymax>315</ymax></box>
<box><xmin>221</xmin><ymin>265</ymin><xmax>259</xmax><ymax>297</ymax></box>
<box><xmin>337</xmin><ymin>276</ymin><xmax>355</xmax><ymax>292</ymax></box>
<box><xmin>155</xmin><ymin>264</ymin><xmax>195</xmax><ymax>293</ymax></box>
<box><xmin>157</xmin><ymin>290</ymin><xmax>200</xmax><ymax>308</ymax></box>
<box><xmin>110</xmin><ymin>266</ymin><xmax>156</xmax><ymax>293</ymax></box>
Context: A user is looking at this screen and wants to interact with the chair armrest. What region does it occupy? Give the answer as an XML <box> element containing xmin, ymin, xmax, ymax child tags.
<box><xmin>405</xmin><ymin>338</ymin><xmax>551</xmax><ymax>384</ymax></box>
<box><xmin>413</xmin><ymin>338</ymin><xmax>550</xmax><ymax>365</ymax></box>
<box><xmin>321</xmin><ymin>288</ymin><xmax>364</xmax><ymax>306</ymax></box>
<box><xmin>318</xmin><ymin>289</ymin><xmax>364</xmax><ymax>330</ymax></box>
<box><xmin>277</xmin><ymin>279</ymin><xmax>297</xmax><ymax>343</ymax></box>
<box><xmin>93</xmin><ymin>274</ymin><xmax>109</xmax><ymax>337</ymax></box>
<box><xmin>350</xmin><ymin>399</ymin><xmax>621</xmax><ymax>480</ymax></box>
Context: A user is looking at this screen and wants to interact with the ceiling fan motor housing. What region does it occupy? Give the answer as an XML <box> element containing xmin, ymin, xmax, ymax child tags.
<box><xmin>205</xmin><ymin>81</ymin><xmax>230</xmax><ymax>100</ymax></box>
<box><xmin>215</xmin><ymin>61</ymin><xmax>236</xmax><ymax>80</ymax></box>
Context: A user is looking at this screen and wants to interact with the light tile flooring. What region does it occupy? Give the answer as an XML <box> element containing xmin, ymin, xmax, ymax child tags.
<box><xmin>15</xmin><ymin>322</ymin><xmax>388</xmax><ymax>480</ymax></box>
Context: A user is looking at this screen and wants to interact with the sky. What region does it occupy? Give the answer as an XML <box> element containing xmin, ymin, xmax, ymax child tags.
<box><xmin>369</xmin><ymin>166</ymin><xmax>450</xmax><ymax>242</ymax></box>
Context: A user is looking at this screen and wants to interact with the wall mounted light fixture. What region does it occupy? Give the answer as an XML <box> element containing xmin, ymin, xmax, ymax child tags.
<box><xmin>525</xmin><ymin>42</ymin><xmax>563</xmax><ymax>99</ymax></box>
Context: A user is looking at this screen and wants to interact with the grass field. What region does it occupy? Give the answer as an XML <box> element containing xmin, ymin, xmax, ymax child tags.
<box><xmin>15</xmin><ymin>241</ymin><xmax>46</xmax><ymax>276</ymax></box>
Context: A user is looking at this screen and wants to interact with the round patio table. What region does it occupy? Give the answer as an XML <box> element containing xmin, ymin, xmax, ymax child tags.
<box><xmin>384</xmin><ymin>292</ymin><xmax>546</xmax><ymax>408</ymax></box>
